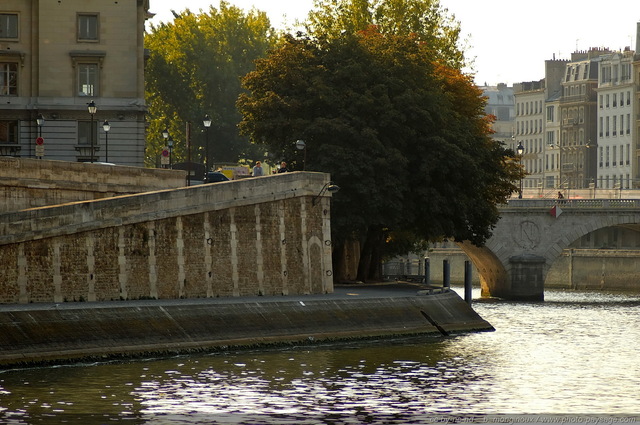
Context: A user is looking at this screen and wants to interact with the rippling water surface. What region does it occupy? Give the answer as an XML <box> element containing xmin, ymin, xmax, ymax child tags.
<box><xmin>1</xmin><ymin>288</ymin><xmax>639</xmax><ymax>424</ymax></box>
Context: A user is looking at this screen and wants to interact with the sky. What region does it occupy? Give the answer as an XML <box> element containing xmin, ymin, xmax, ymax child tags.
<box><xmin>148</xmin><ymin>0</ymin><xmax>640</xmax><ymax>87</ymax></box>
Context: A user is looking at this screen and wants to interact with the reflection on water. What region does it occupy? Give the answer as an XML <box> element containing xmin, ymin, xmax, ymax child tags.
<box><xmin>0</xmin><ymin>288</ymin><xmax>639</xmax><ymax>423</ymax></box>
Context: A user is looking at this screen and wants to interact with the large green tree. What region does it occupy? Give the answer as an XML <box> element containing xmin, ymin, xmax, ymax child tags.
<box><xmin>305</xmin><ymin>0</ymin><xmax>465</xmax><ymax>69</ymax></box>
<box><xmin>238</xmin><ymin>25</ymin><xmax>520</xmax><ymax>282</ymax></box>
<box><xmin>145</xmin><ymin>1</ymin><xmax>276</xmax><ymax>168</ymax></box>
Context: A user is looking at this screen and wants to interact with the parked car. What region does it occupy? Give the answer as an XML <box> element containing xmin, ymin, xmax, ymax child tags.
<box><xmin>204</xmin><ymin>171</ymin><xmax>230</xmax><ymax>184</ymax></box>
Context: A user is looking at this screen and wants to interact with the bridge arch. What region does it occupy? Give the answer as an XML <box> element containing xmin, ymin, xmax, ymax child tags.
<box><xmin>458</xmin><ymin>199</ymin><xmax>640</xmax><ymax>300</ymax></box>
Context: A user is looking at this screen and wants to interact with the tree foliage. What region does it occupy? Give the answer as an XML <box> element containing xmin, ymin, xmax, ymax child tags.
<box><xmin>305</xmin><ymin>0</ymin><xmax>465</xmax><ymax>69</ymax></box>
<box><xmin>144</xmin><ymin>1</ymin><xmax>276</xmax><ymax>167</ymax></box>
<box><xmin>238</xmin><ymin>25</ymin><xmax>521</xmax><ymax>281</ymax></box>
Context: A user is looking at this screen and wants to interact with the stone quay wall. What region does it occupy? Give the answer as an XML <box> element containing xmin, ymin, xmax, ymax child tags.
<box><xmin>0</xmin><ymin>157</ymin><xmax>187</xmax><ymax>213</ymax></box>
<box><xmin>400</xmin><ymin>248</ymin><xmax>640</xmax><ymax>292</ymax></box>
<box><xmin>0</xmin><ymin>172</ymin><xmax>334</xmax><ymax>303</ymax></box>
<box><xmin>0</xmin><ymin>290</ymin><xmax>493</xmax><ymax>367</ymax></box>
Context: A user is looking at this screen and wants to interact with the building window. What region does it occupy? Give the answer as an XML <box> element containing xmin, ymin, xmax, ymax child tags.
<box><xmin>77</xmin><ymin>14</ymin><xmax>98</xmax><ymax>41</ymax></box>
<box><xmin>0</xmin><ymin>13</ymin><xmax>18</xmax><ymax>39</ymax></box>
<box><xmin>599</xmin><ymin>117</ymin><xmax>603</xmax><ymax>137</ymax></box>
<box><xmin>0</xmin><ymin>120</ymin><xmax>18</xmax><ymax>143</ymax></box>
<box><xmin>0</xmin><ymin>63</ymin><xmax>17</xmax><ymax>96</ymax></box>
<box><xmin>620</xmin><ymin>144</ymin><xmax>624</xmax><ymax>167</ymax></box>
<box><xmin>627</xmin><ymin>144</ymin><xmax>630</xmax><ymax>165</ymax></box>
<box><xmin>78</xmin><ymin>121</ymin><xmax>97</xmax><ymax>146</ymax></box>
<box><xmin>77</xmin><ymin>63</ymin><xmax>98</xmax><ymax>96</ymax></box>
<box><xmin>599</xmin><ymin>147</ymin><xmax>603</xmax><ymax>168</ymax></box>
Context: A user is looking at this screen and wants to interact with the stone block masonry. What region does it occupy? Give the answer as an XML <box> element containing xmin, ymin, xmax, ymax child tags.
<box><xmin>0</xmin><ymin>172</ymin><xmax>334</xmax><ymax>303</ymax></box>
<box><xmin>0</xmin><ymin>289</ymin><xmax>493</xmax><ymax>368</ymax></box>
<box><xmin>0</xmin><ymin>157</ymin><xmax>187</xmax><ymax>214</ymax></box>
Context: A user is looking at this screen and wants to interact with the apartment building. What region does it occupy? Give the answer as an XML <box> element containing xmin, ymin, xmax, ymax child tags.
<box><xmin>558</xmin><ymin>49</ymin><xmax>606</xmax><ymax>189</ymax></box>
<box><xmin>0</xmin><ymin>0</ymin><xmax>150</xmax><ymax>165</ymax></box>
<box><xmin>482</xmin><ymin>83</ymin><xmax>515</xmax><ymax>145</ymax></box>
<box><xmin>596</xmin><ymin>49</ymin><xmax>635</xmax><ymax>189</ymax></box>
<box><xmin>514</xmin><ymin>80</ymin><xmax>545</xmax><ymax>191</ymax></box>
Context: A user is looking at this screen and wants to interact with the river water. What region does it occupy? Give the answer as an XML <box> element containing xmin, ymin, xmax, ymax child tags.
<box><xmin>1</xmin><ymin>287</ymin><xmax>639</xmax><ymax>424</ymax></box>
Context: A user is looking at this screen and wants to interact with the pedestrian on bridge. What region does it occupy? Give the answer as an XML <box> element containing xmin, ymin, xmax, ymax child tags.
<box><xmin>252</xmin><ymin>161</ymin><xmax>264</xmax><ymax>177</ymax></box>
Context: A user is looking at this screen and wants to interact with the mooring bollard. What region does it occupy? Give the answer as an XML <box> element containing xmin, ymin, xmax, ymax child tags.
<box><xmin>464</xmin><ymin>260</ymin><xmax>472</xmax><ymax>305</ymax></box>
<box><xmin>424</xmin><ymin>257</ymin><xmax>430</xmax><ymax>285</ymax></box>
<box><xmin>443</xmin><ymin>259</ymin><xmax>450</xmax><ymax>289</ymax></box>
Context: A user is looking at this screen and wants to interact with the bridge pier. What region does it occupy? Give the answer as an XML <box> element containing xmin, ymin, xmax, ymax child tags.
<box><xmin>505</xmin><ymin>254</ymin><xmax>546</xmax><ymax>301</ymax></box>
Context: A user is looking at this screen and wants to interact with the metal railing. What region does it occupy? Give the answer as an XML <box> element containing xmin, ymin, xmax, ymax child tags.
<box><xmin>504</xmin><ymin>198</ymin><xmax>640</xmax><ymax>209</ymax></box>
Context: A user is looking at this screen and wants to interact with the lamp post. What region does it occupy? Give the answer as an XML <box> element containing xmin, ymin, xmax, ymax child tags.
<box><xmin>87</xmin><ymin>100</ymin><xmax>97</xmax><ymax>163</ymax></box>
<box><xmin>102</xmin><ymin>120</ymin><xmax>110</xmax><ymax>163</ymax></box>
<box><xmin>35</xmin><ymin>114</ymin><xmax>45</xmax><ymax>159</ymax></box>
<box><xmin>516</xmin><ymin>142</ymin><xmax>524</xmax><ymax>199</ymax></box>
<box><xmin>162</xmin><ymin>128</ymin><xmax>172</xmax><ymax>169</ymax></box>
<box><xmin>295</xmin><ymin>139</ymin><xmax>306</xmax><ymax>170</ymax></box>
<box><xmin>203</xmin><ymin>114</ymin><xmax>212</xmax><ymax>170</ymax></box>
<box><xmin>36</xmin><ymin>114</ymin><xmax>44</xmax><ymax>137</ymax></box>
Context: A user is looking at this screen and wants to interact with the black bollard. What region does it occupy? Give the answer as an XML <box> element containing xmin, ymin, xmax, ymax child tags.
<box><xmin>464</xmin><ymin>260</ymin><xmax>472</xmax><ymax>305</ymax></box>
<box><xmin>424</xmin><ymin>257</ymin><xmax>430</xmax><ymax>286</ymax></box>
<box><xmin>443</xmin><ymin>259</ymin><xmax>450</xmax><ymax>289</ymax></box>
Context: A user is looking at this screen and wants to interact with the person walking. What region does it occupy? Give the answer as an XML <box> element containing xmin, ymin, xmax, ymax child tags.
<box><xmin>252</xmin><ymin>161</ymin><xmax>264</xmax><ymax>177</ymax></box>
<box><xmin>277</xmin><ymin>161</ymin><xmax>288</xmax><ymax>173</ymax></box>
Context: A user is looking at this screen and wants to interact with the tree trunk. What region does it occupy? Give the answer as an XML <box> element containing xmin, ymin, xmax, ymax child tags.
<box><xmin>356</xmin><ymin>226</ymin><xmax>385</xmax><ymax>282</ymax></box>
<box><xmin>333</xmin><ymin>237</ymin><xmax>360</xmax><ymax>283</ymax></box>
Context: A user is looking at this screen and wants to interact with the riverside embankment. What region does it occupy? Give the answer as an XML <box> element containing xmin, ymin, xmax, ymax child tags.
<box><xmin>0</xmin><ymin>283</ymin><xmax>492</xmax><ymax>368</ymax></box>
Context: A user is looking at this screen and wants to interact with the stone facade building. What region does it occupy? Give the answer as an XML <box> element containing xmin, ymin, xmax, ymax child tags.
<box><xmin>595</xmin><ymin>50</ymin><xmax>636</xmax><ymax>189</ymax></box>
<box><xmin>558</xmin><ymin>49</ymin><xmax>608</xmax><ymax>189</ymax></box>
<box><xmin>514</xmin><ymin>80</ymin><xmax>545</xmax><ymax>192</ymax></box>
<box><xmin>481</xmin><ymin>83</ymin><xmax>515</xmax><ymax>146</ymax></box>
<box><xmin>0</xmin><ymin>0</ymin><xmax>150</xmax><ymax>165</ymax></box>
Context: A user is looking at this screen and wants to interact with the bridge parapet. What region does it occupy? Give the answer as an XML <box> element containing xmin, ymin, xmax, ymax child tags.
<box><xmin>504</xmin><ymin>199</ymin><xmax>640</xmax><ymax>210</ymax></box>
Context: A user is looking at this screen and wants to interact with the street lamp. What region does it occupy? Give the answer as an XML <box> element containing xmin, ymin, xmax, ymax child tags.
<box><xmin>36</xmin><ymin>114</ymin><xmax>45</xmax><ymax>136</ymax></box>
<box><xmin>102</xmin><ymin>120</ymin><xmax>110</xmax><ymax>163</ymax></box>
<box><xmin>312</xmin><ymin>182</ymin><xmax>340</xmax><ymax>206</ymax></box>
<box><xmin>162</xmin><ymin>128</ymin><xmax>173</xmax><ymax>169</ymax></box>
<box><xmin>516</xmin><ymin>142</ymin><xmax>524</xmax><ymax>199</ymax></box>
<box><xmin>87</xmin><ymin>100</ymin><xmax>97</xmax><ymax>163</ymax></box>
<box><xmin>35</xmin><ymin>114</ymin><xmax>45</xmax><ymax>159</ymax></box>
<box><xmin>203</xmin><ymin>114</ymin><xmax>212</xmax><ymax>170</ymax></box>
<box><xmin>295</xmin><ymin>139</ymin><xmax>306</xmax><ymax>170</ymax></box>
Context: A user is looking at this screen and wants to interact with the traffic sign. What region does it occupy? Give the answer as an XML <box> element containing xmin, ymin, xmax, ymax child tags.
<box><xmin>36</xmin><ymin>137</ymin><xmax>44</xmax><ymax>145</ymax></box>
<box><xmin>161</xmin><ymin>149</ymin><xmax>169</xmax><ymax>165</ymax></box>
<box><xmin>35</xmin><ymin>145</ymin><xmax>45</xmax><ymax>157</ymax></box>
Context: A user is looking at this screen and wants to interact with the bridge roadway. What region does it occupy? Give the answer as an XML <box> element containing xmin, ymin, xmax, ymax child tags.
<box><xmin>458</xmin><ymin>198</ymin><xmax>640</xmax><ymax>301</ymax></box>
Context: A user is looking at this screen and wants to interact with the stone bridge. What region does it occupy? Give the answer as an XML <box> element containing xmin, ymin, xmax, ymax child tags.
<box><xmin>458</xmin><ymin>199</ymin><xmax>640</xmax><ymax>301</ymax></box>
<box><xmin>0</xmin><ymin>172</ymin><xmax>335</xmax><ymax>304</ymax></box>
